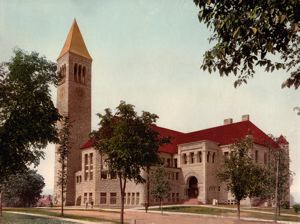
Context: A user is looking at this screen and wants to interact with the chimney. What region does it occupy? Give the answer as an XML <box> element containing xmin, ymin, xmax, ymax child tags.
<box><xmin>242</xmin><ymin>114</ymin><xmax>250</xmax><ymax>121</ymax></box>
<box><xmin>224</xmin><ymin>118</ymin><xmax>233</xmax><ymax>125</ymax></box>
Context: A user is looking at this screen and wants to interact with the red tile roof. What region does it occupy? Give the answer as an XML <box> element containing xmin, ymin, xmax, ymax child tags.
<box><xmin>178</xmin><ymin>120</ymin><xmax>278</xmax><ymax>148</ymax></box>
<box><xmin>80</xmin><ymin>120</ymin><xmax>279</xmax><ymax>152</ymax></box>
<box><xmin>151</xmin><ymin>125</ymin><xmax>184</xmax><ymax>154</ymax></box>
<box><xmin>276</xmin><ymin>135</ymin><xmax>289</xmax><ymax>145</ymax></box>
<box><xmin>81</xmin><ymin>138</ymin><xmax>94</xmax><ymax>149</ymax></box>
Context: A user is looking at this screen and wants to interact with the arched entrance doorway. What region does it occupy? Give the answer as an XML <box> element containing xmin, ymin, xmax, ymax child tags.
<box><xmin>188</xmin><ymin>176</ymin><xmax>198</xmax><ymax>198</ymax></box>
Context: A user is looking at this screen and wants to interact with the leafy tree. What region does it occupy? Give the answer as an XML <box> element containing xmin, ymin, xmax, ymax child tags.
<box><xmin>193</xmin><ymin>1</ymin><xmax>300</xmax><ymax>89</ymax></box>
<box><xmin>3</xmin><ymin>169</ymin><xmax>45</xmax><ymax>207</ymax></box>
<box><xmin>217</xmin><ymin>137</ymin><xmax>266</xmax><ymax>219</ymax></box>
<box><xmin>56</xmin><ymin>116</ymin><xmax>71</xmax><ymax>217</ymax></box>
<box><xmin>0</xmin><ymin>49</ymin><xmax>60</xmax><ymax>215</ymax></box>
<box><xmin>151</xmin><ymin>165</ymin><xmax>171</xmax><ymax>214</ymax></box>
<box><xmin>91</xmin><ymin>101</ymin><xmax>166</xmax><ymax>224</ymax></box>
<box><xmin>265</xmin><ymin>144</ymin><xmax>291</xmax><ymax>218</ymax></box>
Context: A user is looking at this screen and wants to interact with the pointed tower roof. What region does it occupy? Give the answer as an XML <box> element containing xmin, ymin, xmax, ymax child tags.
<box><xmin>58</xmin><ymin>19</ymin><xmax>92</xmax><ymax>60</ymax></box>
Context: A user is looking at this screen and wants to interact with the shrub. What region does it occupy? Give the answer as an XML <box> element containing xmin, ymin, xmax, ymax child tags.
<box><xmin>293</xmin><ymin>204</ymin><xmax>300</xmax><ymax>213</ymax></box>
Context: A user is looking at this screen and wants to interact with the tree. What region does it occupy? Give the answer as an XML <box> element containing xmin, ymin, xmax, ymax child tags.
<box><xmin>265</xmin><ymin>145</ymin><xmax>291</xmax><ymax>219</ymax></box>
<box><xmin>193</xmin><ymin>1</ymin><xmax>300</xmax><ymax>89</ymax></box>
<box><xmin>151</xmin><ymin>165</ymin><xmax>171</xmax><ymax>214</ymax></box>
<box><xmin>91</xmin><ymin>101</ymin><xmax>166</xmax><ymax>224</ymax></box>
<box><xmin>217</xmin><ymin>137</ymin><xmax>266</xmax><ymax>219</ymax></box>
<box><xmin>0</xmin><ymin>48</ymin><xmax>60</xmax><ymax>215</ymax></box>
<box><xmin>56</xmin><ymin>116</ymin><xmax>71</xmax><ymax>217</ymax></box>
<box><xmin>3</xmin><ymin>169</ymin><xmax>45</xmax><ymax>207</ymax></box>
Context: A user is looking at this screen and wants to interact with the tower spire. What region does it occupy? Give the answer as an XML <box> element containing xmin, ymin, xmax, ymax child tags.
<box><xmin>58</xmin><ymin>19</ymin><xmax>92</xmax><ymax>60</ymax></box>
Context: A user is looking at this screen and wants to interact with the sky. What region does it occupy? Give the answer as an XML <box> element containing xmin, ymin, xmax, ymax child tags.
<box><xmin>0</xmin><ymin>0</ymin><xmax>299</xmax><ymax>203</ymax></box>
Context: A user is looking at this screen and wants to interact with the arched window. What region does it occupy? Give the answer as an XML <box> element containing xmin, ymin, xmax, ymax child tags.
<box><xmin>207</xmin><ymin>152</ymin><xmax>210</xmax><ymax>163</ymax></box>
<box><xmin>82</xmin><ymin>66</ymin><xmax>86</xmax><ymax>84</ymax></box>
<box><xmin>74</xmin><ymin>63</ymin><xmax>78</xmax><ymax>82</ymax></box>
<box><xmin>78</xmin><ymin>65</ymin><xmax>82</xmax><ymax>83</ymax></box>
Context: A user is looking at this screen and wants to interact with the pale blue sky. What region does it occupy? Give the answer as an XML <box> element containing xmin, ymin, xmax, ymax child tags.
<box><xmin>1</xmin><ymin>0</ymin><xmax>299</xmax><ymax>202</ymax></box>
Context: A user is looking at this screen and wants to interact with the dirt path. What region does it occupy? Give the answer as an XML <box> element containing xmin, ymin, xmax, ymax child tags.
<box><xmin>52</xmin><ymin>209</ymin><xmax>276</xmax><ymax>224</ymax></box>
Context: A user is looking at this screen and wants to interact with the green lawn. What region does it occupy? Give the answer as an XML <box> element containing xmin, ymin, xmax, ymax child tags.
<box><xmin>153</xmin><ymin>206</ymin><xmax>300</xmax><ymax>222</ymax></box>
<box><xmin>0</xmin><ymin>212</ymin><xmax>76</xmax><ymax>224</ymax></box>
<box><xmin>3</xmin><ymin>208</ymin><xmax>118</xmax><ymax>223</ymax></box>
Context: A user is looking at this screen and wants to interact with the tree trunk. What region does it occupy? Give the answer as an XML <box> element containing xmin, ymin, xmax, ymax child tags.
<box><xmin>0</xmin><ymin>190</ymin><xmax>2</xmax><ymax>217</ymax></box>
<box><xmin>119</xmin><ymin>175</ymin><xmax>127</xmax><ymax>224</ymax></box>
<box><xmin>160</xmin><ymin>199</ymin><xmax>163</xmax><ymax>215</ymax></box>
<box><xmin>145</xmin><ymin>166</ymin><xmax>150</xmax><ymax>213</ymax></box>
<box><xmin>237</xmin><ymin>200</ymin><xmax>240</xmax><ymax>219</ymax></box>
<box><xmin>274</xmin><ymin>156</ymin><xmax>279</xmax><ymax>222</ymax></box>
<box><xmin>61</xmin><ymin>182</ymin><xmax>64</xmax><ymax>217</ymax></box>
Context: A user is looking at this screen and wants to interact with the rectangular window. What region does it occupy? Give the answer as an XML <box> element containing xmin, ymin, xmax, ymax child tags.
<box><xmin>83</xmin><ymin>193</ymin><xmax>87</xmax><ymax>204</ymax></box>
<box><xmin>100</xmin><ymin>193</ymin><xmax>106</xmax><ymax>204</ymax></box>
<box><xmin>110</xmin><ymin>192</ymin><xmax>117</xmax><ymax>204</ymax></box>
<box><xmin>175</xmin><ymin>172</ymin><xmax>179</xmax><ymax>180</ymax></box>
<box><xmin>110</xmin><ymin>172</ymin><xmax>117</xmax><ymax>179</ymax></box>
<box><xmin>89</xmin><ymin>192</ymin><xmax>93</xmax><ymax>203</ymax></box>
<box><xmin>131</xmin><ymin>193</ymin><xmax>135</xmax><ymax>205</ymax></box>
<box><xmin>255</xmin><ymin>150</ymin><xmax>258</xmax><ymax>163</ymax></box>
<box><xmin>212</xmin><ymin>152</ymin><xmax>215</xmax><ymax>163</ymax></box>
<box><xmin>167</xmin><ymin>158</ymin><xmax>171</xmax><ymax>167</ymax></box>
<box><xmin>101</xmin><ymin>171</ymin><xmax>107</xmax><ymax>179</ymax></box>
<box><xmin>136</xmin><ymin>192</ymin><xmax>140</xmax><ymax>205</ymax></box>
<box><xmin>127</xmin><ymin>193</ymin><xmax>130</xmax><ymax>205</ymax></box>
<box><xmin>176</xmin><ymin>193</ymin><xmax>179</xmax><ymax>202</ymax></box>
<box><xmin>174</xmin><ymin>158</ymin><xmax>178</xmax><ymax>168</ymax></box>
<box><xmin>207</xmin><ymin>152</ymin><xmax>210</xmax><ymax>163</ymax></box>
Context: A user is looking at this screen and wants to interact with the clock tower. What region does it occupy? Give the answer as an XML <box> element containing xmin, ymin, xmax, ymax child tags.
<box><xmin>54</xmin><ymin>19</ymin><xmax>92</xmax><ymax>205</ymax></box>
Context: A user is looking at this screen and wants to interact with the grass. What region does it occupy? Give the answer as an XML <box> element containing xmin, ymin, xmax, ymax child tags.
<box><xmin>3</xmin><ymin>208</ymin><xmax>118</xmax><ymax>223</ymax></box>
<box><xmin>152</xmin><ymin>206</ymin><xmax>300</xmax><ymax>222</ymax></box>
<box><xmin>0</xmin><ymin>212</ymin><xmax>77</xmax><ymax>224</ymax></box>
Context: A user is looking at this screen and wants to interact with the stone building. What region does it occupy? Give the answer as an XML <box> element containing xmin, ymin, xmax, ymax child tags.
<box><xmin>54</xmin><ymin>20</ymin><xmax>289</xmax><ymax>207</ymax></box>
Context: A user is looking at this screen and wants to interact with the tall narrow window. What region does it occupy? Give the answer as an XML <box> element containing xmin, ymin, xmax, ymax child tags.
<box><xmin>198</xmin><ymin>151</ymin><xmax>202</xmax><ymax>163</ymax></box>
<box><xmin>264</xmin><ymin>152</ymin><xmax>267</xmax><ymax>165</ymax></box>
<box><xmin>78</xmin><ymin>65</ymin><xmax>82</xmax><ymax>83</ymax></box>
<box><xmin>127</xmin><ymin>193</ymin><xmax>131</xmax><ymax>204</ymax></box>
<box><xmin>207</xmin><ymin>152</ymin><xmax>210</xmax><ymax>163</ymax></box>
<box><xmin>212</xmin><ymin>152</ymin><xmax>215</xmax><ymax>163</ymax></box>
<box><xmin>82</xmin><ymin>66</ymin><xmax>86</xmax><ymax>84</ymax></box>
<box><xmin>190</xmin><ymin>152</ymin><xmax>194</xmax><ymax>163</ymax></box>
<box><xmin>89</xmin><ymin>153</ymin><xmax>93</xmax><ymax>180</ymax></box>
<box><xmin>183</xmin><ymin>154</ymin><xmax>187</xmax><ymax>164</ymax></box>
<box><xmin>83</xmin><ymin>193</ymin><xmax>87</xmax><ymax>204</ymax></box>
<box><xmin>74</xmin><ymin>63</ymin><xmax>78</xmax><ymax>82</ymax></box>
<box><xmin>131</xmin><ymin>193</ymin><xmax>135</xmax><ymax>205</ymax></box>
<box><xmin>136</xmin><ymin>192</ymin><xmax>140</xmax><ymax>205</ymax></box>
<box><xmin>174</xmin><ymin>158</ymin><xmax>178</xmax><ymax>168</ymax></box>
<box><xmin>167</xmin><ymin>158</ymin><xmax>171</xmax><ymax>167</ymax></box>
<box><xmin>89</xmin><ymin>193</ymin><xmax>93</xmax><ymax>203</ymax></box>
<box><xmin>255</xmin><ymin>150</ymin><xmax>258</xmax><ymax>163</ymax></box>
<box><xmin>84</xmin><ymin>154</ymin><xmax>88</xmax><ymax>181</ymax></box>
